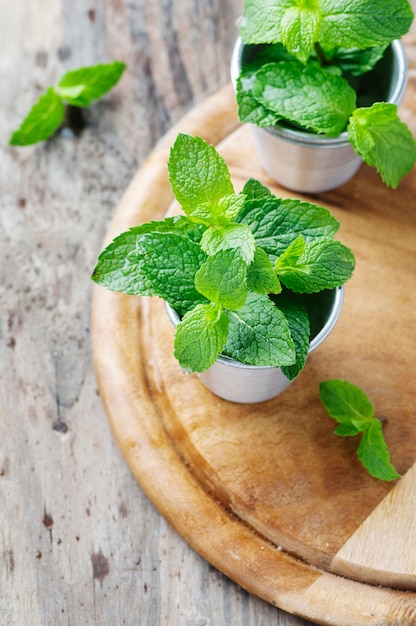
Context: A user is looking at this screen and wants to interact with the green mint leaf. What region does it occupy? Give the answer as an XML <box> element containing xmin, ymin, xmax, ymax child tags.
<box><xmin>241</xmin><ymin>178</ymin><xmax>272</xmax><ymax>200</ymax></box>
<box><xmin>247</xmin><ymin>247</ymin><xmax>281</xmax><ymax>295</ymax></box>
<box><xmin>195</xmin><ymin>249</ymin><xmax>248</xmax><ymax>310</ymax></box>
<box><xmin>240</xmin><ymin>0</ymin><xmax>290</xmax><ymax>44</ymax></box>
<box><xmin>55</xmin><ymin>61</ymin><xmax>126</xmax><ymax>107</ymax></box>
<box><xmin>237</xmin><ymin>197</ymin><xmax>340</xmax><ymax>262</ymax></box>
<box><xmin>168</xmin><ymin>134</ymin><xmax>235</xmax><ymax>223</ymax></box>
<box><xmin>224</xmin><ymin>292</ymin><xmax>296</xmax><ymax>367</ymax></box>
<box><xmin>357</xmin><ymin>420</ymin><xmax>401</xmax><ymax>481</ymax></box>
<box><xmin>280</xmin><ymin>2</ymin><xmax>322</xmax><ymax>63</ymax></box>
<box><xmin>9</xmin><ymin>87</ymin><xmax>65</xmax><ymax>146</ymax></box>
<box><xmin>328</xmin><ymin>45</ymin><xmax>388</xmax><ymax>77</ymax></box>
<box><xmin>319</xmin><ymin>379</ymin><xmax>374</xmax><ymax>425</ymax></box>
<box><xmin>251</xmin><ymin>61</ymin><xmax>356</xmax><ymax>136</ymax></box>
<box><xmin>276</xmin><ymin>296</ymin><xmax>310</xmax><ymax>381</ymax></box>
<box><xmin>320</xmin><ymin>0</ymin><xmax>414</xmax><ymax>50</ymax></box>
<box><xmin>348</xmin><ymin>103</ymin><xmax>416</xmax><ymax>188</ymax></box>
<box><xmin>245</xmin><ymin>43</ymin><xmax>297</xmax><ymax>69</ymax></box>
<box><xmin>174</xmin><ymin>304</ymin><xmax>229</xmax><ymax>373</ymax></box>
<box><xmin>237</xmin><ymin>72</ymin><xmax>283</xmax><ymax>127</ymax></box>
<box><xmin>276</xmin><ymin>239</ymin><xmax>355</xmax><ymax>293</ymax></box>
<box><xmin>92</xmin><ymin>230</ymin><xmax>207</xmax><ymax>315</ymax></box>
<box><xmin>319</xmin><ymin>380</ymin><xmax>400</xmax><ymax>481</ymax></box>
<box><xmin>201</xmin><ymin>223</ymin><xmax>256</xmax><ymax>264</ymax></box>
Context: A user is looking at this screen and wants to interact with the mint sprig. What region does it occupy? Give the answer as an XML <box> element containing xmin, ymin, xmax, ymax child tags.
<box><xmin>93</xmin><ymin>134</ymin><xmax>355</xmax><ymax>377</ymax></box>
<box><xmin>319</xmin><ymin>380</ymin><xmax>401</xmax><ymax>481</ymax></box>
<box><xmin>10</xmin><ymin>60</ymin><xmax>126</xmax><ymax>146</ymax></box>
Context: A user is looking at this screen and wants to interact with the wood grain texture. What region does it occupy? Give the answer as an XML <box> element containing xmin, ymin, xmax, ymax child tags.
<box><xmin>2</xmin><ymin>2</ymin><xmax>416</xmax><ymax>626</ymax></box>
<box><xmin>91</xmin><ymin>82</ymin><xmax>416</xmax><ymax>624</ymax></box>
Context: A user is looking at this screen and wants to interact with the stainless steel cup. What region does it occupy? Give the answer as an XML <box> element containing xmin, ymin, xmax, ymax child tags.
<box><xmin>166</xmin><ymin>287</ymin><xmax>344</xmax><ymax>404</ymax></box>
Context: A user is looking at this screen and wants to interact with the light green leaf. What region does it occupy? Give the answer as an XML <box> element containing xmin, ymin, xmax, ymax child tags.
<box><xmin>195</xmin><ymin>249</ymin><xmax>248</xmax><ymax>310</ymax></box>
<box><xmin>9</xmin><ymin>87</ymin><xmax>65</xmax><ymax>146</ymax></box>
<box><xmin>348</xmin><ymin>103</ymin><xmax>416</xmax><ymax>188</ymax></box>
<box><xmin>276</xmin><ymin>239</ymin><xmax>355</xmax><ymax>293</ymax></box>
<box><xmin>276</xmin><ymin>297</ymin><xmax>310</xmax><ymax>380</ymax></box>
<box><xmin>237</xmin><ymin>196</ymin><xmax>340</xmax><ymax>262</ymax></box>
<box><xmin>319</xmin><ymin>380</ymin><xmax>374</xmax><ymax>424</ymax></box>
<box><xmin>241</xmin><ymin>178</ymin><xmax>272</xmax><ymax>200</ymax></box>
<box><xmin>128</xmin><ymin>216</ymin><xmax>206</xmax><ymax>243</ymax></box>
<box><xmin>280</xmin><ymin>3</ymin><xmax>322</xmax><ymax>63</ymax></box>
<box><xmin>201</xmin><ymin>223</ymin><xmax>256</xmax><ymax>264</ymax></box>
<box><xmin>56</xmin><ymin>61</ymin><xmax>126</xmax><ymax>107</ymax></box>
<box><xmin>91</xmin><ymin>230</ymin><xmax>207</xmax><ymax>315</ymax></box>
<box><xmin>240</xmin><ymin>0</ymin><xmax>292</xmax><ymax>44</ymax></box>
<box><xmin>174</xmin><ymin>304</ymin><xmax>229</xmax><ymax>373</ymax></box>
<box><xmin>320</xmin><ymin>0</ymin><xmax>414</xmax><ymax>50</ymax></box>
<box><xmin>224</xmin><ymin>292</ymin><xmax>296</xmax><ymax>367</ymax></box>
<box><xmin>168</xmin><ymin>134</ymin><xmax>235</xmax><ymax>223</ymax></box>
<box><xmin>251</xmin><ymin>61</ymin><xmax>356</xmax><ymax>136</ymax></box>
<box><xmin>247</xmin><ymin>247</ymin><xmax>281</xmax><ymax>294</ymax></box>
<box><xmin>358</xmin><ymin>420</ymin><xmax>401</xmax><ymax>481</ymax></box>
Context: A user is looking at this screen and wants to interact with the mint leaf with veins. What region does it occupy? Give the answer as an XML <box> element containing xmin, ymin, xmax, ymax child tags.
<box><xmin>275</xmin><ymin>296</ymin><xmax>310</xmax><ymax>381</ymax></box>
<box><xmin>201</xmin><ymin>223</ymin><xmax>256</xmax><ymax>264</ymax></box>
<box><xmin>280</xmin><ymin>2</ymin><xmax>322</xmax><ymax>63</ymax></box>
<box><xmin>168</xmin><ymin>134</ymin><xmax>235</xmax><ymax>223</ymax></box>
<box><xmin>251</xmin><ymin>61</ymin><xmax>356</xmax><ymax>137</ymax></box>
<box><xmin>224</xmin><ymin>292</ymin><xmax>296</xmax><ymax>367</ymax></box>
<box><xmin>174</xmin><ymin>304</ymin><xmax>229</xmax><ymax>373</ymax></box>
<box><xmin>237</xmin><ymin>72</ymin><xmax>283</xmax><ymax>127</ymax></box>
<box><xmin>195</xmin><ymin>249</ymin><xmax>248</xmax><ymax>311</ymax></box>
<box><xmin>241</xmin><ymin>178</ymin><xmax>273</xmax><ymax>200</ymax></box>
<box><xmin>348</xmin><ymin>103</ymin><xmax>416</xmax><ymax>189</ymax></box>
<box><xmin>320</xmin><ymin>0</ymin><xmax>414</xmax><ymax>50</ymax></box>
<box><xmin>91</xmin><ymin>230</ymin><xmax>207</xmax><ymax>315</ymax></box>
<box><xmin>276</xmin><ymin>238</ymin><xmax>355</xmax><ymax>293</ymax></box>
<box><xmin>320</xmin><ymin>380</ymin><xmax>400</xmax><ymax>481</ymax></box>
<box><xmin>240</xmin><ymin>0</ymin><xmax>292</xmax><ymax>44</ymax></box>
<box><xmin>236</xmin><ymin>196</ymin><xmax>340</xmax><ymax>261</ymax></box>
<box><xmin>9</xmin><ymin>88</ymin><xmax>65</xmax><ymax>146</ymax></box>
<box><xmin>247</xmin><ymin>247</ymin><xmax>281</xmax><ymax>295</ymax></box>
<box><xmin>55</xmin><ymin>61</ymin><xmax>126</xmax><ymax>107</ymax></box>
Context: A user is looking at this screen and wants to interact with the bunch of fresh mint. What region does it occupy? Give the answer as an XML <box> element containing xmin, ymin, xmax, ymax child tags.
<box><xmin>92</xmin><ymin>133</ymin><xmax>355</xmax><ymax>376</ymax></box>
<box><xmin>237</xmin><ymin>0</ymin><xmax>416</xmax><ymax>188</ymax></box>
<box><xmin>9</xmin><ymin>61</ymin><xmax>126</xmax><ymax>146</ymax></box>
<box><xmin>320</xmin><ymin>380</ymin><xmax>400</xmax><ymax>481</ymax></box>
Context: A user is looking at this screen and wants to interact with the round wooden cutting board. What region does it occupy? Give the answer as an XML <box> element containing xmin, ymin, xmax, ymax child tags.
<box><xmin>92</xmin><ymin>84</ymin><xmax>416</xmax><ymax>625</ymax></box>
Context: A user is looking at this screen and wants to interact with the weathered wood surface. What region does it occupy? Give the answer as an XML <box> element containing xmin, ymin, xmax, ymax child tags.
<box><xmin>1</xmin><ymin>3</ymin><xmax>416</xmax><ymax>626</ymax></box>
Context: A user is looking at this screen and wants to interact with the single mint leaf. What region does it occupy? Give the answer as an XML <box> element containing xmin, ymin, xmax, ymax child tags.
<box><xmin>320</xmin><ymin>0</ymin><xmax>414</xmax><ymax>50</ymax></box>
<box><xmin>237</xmin><ymin>197</ymin><xmax>340</xmax><ymax>262</ymax></box>
<box><xmin>277</xmin><ymin>239</ymin><xmax>355</xmax><ymax>293</ymax></box>
<box><xmin>328</xmin><ymin>45</ymin><xmax>388</xmax><ymax>77</ymax></box>
<box><xmin>275</xmin><ymin>235</ymin><xmax>306</xmax><ymax>269</ymax></box>
<box><xmin>251</xmin><ymin>61</ymin><xmax>356</xmax><ymax>137</ymax></box>
<box><xmin>56</xmin><ymin>61</ymin><xmax>126</xmax><ymax>107</ymax></box>
<box><xmin>276</xmin><ymin>297</ymin><xmax>310</xmax><ymax>381</ymax></box>
<box><xmin>241</xmin><ymin>178</ymin><xmax>272</xmax><ymax>200</ymax></box>
<box><xmin>195</xmin><ymin>249</ymin><xmax>248</xmax><ymax>310</ymax></box>
<box><xmin>92</xmin><ymin>231</ymin><xmax>207</xmax><ymax>315</ymax></box>
<box><xmin>237</xmin><ymin>72</ymin><xmax>283</xmax><ymax>127</ymax></box>
<box><xmin>168</xmin><ymin>134</ymin><xmax>234</xmax><ymax>223</ymax></box>
<box><xmin>348</xmin><ymin>103</ymin><xmax>416</xmax><ymax>188</ymax></box>
<box><xmin>247</xmin><ymin>247</ymin><xmax>281</xmax><ymax>294</ymax></box>
<box><xmin>217</xmin><ymin>193</ymin><xmax>247</xmax><ymax>221</ymax></box>
<box><xmin>357</xmin><ymin>420</ymin><xmax>401</xmax><ymax>481</ymax></box>
<box><xmin>240</xmin><ymin>0</ymin><xmax>290</xmax><ymax>44</ymax></box>
<box><xmin>174</xmin><ymin>304</ymin><xmax>229</xmax><ymax>373</ymax></box>
<box><xmin>9</xmin><ymin>87</ymin><xmax>65</xmax><ymax>146</ymax></box>
<box><xmin>201</xmin><ymin>223</ymin><xmax>256</xmax><ymax>264</ymax></box>
<box><xmin>224</xmin><ymin>292</ymin><xmax>296</xmax><ymax>367</ymax></box>
<box><xmin>319</xmin><ymin>380</ymin><xmax>374</xmax><ymax>425</ymax></box>
<box><xmin>280</xmin><ymin>3</ymin><xmax>322</xmax><ymax>63</ymax></box>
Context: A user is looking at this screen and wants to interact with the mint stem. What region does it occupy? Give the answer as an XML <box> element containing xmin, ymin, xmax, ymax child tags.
<box><xmin>314</xmin><ymin>42</ymin><xmax>329</xmax><ymax>67</ymax></box>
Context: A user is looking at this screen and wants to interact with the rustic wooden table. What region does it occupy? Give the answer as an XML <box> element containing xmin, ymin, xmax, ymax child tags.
<box><xmin>1</xmin><ymin>2</ymin><xmax>415</xmax><ymax>626</ymax></box>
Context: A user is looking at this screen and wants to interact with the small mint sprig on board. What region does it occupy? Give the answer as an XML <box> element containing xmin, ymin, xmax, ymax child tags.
<box><xmin>9</xmin><ymin>61</ymin><xmax>126</xmax><ymax>146</ymax></box>
<box><xmin>319</xmin><ymin>380</ymin><xmax>401</xmax><ymax>481</ymax></box>
<box><xmin>92</xmin><ymin>133</ymin><xmax>355</xmax><ymax>376</ymax></box>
